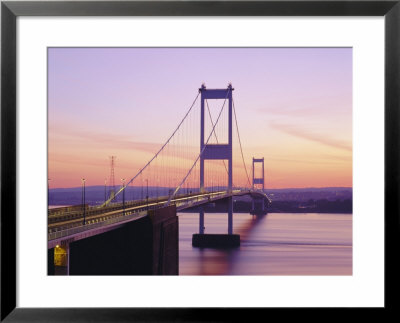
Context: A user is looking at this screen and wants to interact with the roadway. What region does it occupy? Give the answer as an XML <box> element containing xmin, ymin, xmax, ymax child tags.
<box><xmin>48</xmin><ymin>188</ymin><xmax>269</xmax><ymax>244</ymax></box>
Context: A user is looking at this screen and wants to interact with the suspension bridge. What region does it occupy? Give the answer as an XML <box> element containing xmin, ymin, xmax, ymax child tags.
<box><xmin>48</xmin><ymin>84</ymin><xmax>271</xmax><ymax>275</ymax></box>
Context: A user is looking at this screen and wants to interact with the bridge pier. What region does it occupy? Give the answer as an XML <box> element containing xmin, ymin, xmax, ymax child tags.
<box><xmin>251</xmin><ymin>198</ymin><xmax>265</xmax><ymax>212</ymax></box>
<box><xmin>199</xmin><ymin>206</ymin><xmax>205</xmax><ymax>234</ymax></box>
<box><xmin>192</xmin><ymin>195</ymin><xmax>240</xmax><ymax>248</ymax></box>
<box><xmin>228</xmin><ymin>196</ymin><xmax>233</xmax><ymax>235</ymax></box>
<box><xmin>48</xmin><ymin>206</ymin><xmax>178</xmax><ymax>275</ymax></box>
<box><xmin>251</xmin><ymin>197</ymin><xmax>268</xmax><ymax>216</ymax></box>
<box><xmin>192</xmin><ymin>233</ymin><xmax>240</xmax><ymax>248</ymax></box>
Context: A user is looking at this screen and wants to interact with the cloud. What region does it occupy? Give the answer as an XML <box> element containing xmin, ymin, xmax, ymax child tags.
<box><xmin>49</xmin><ymin>125</ymin><xmax>199</xmax><ymax>156</ymax></box>
<box><xmin>255</xmin><ymin>106</ymin><xmax>322</xmax><ymax>118</ymax></box>
<box><xmin>269</xmin><ymin>121</ymin><xmax>352</xmax><ymax>152</ymax></box>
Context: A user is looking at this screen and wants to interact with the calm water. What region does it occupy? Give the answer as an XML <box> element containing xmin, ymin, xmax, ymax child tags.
<box><xmin>178</xmin><ymin>212</ymin><xmax>352</xmax><ymax>275</ymax></box>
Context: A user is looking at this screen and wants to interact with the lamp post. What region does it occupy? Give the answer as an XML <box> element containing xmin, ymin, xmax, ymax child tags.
<box><xmin>156</xmin><ymin>179</ymin><xmax>159</xmax><ymax>203</ymax></box>
<box><xmin>146</xmin><ymin>179</ymin><xmax>149</xmax><ymax>211</ymax></box>
<box><xmin>141</xmin><ymin>179</ymin><xmax>144</xmax><ymax>200</ymax></box>
<box><xmin>104</xmin><ymin>178</ymin><xmax>107</xmax><ymax>203</ymax></box>
<box><xmin>81</xmin><ymin>178</ymin><xmax>86</xmax><ymax>225</ymax></box>
<box><xmin>121</xmin><ymin>178</ymin><xmax>125</xmax><ymax>216</ymax></box>
<box><xmin>48</xmin><ymin>178</ymin><xmax>51</xmax><ymax>206</ymax></box>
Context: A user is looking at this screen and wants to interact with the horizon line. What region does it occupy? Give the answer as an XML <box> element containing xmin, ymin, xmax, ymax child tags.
<box><xmin>49</xmin><ymin>185</ymin><xmax>353</xmax><ymax>190</ymax></box>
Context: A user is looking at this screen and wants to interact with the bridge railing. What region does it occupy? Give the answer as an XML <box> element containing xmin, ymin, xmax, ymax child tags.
<box><xmin>48</xmin><ymin>189</ymin><xmax>246</xmax><ymax>243</ymax></box>
<box><xmin>48</xmin><ymin>209</ymin><xmax>148</xmax><ymax>242</ymax></box>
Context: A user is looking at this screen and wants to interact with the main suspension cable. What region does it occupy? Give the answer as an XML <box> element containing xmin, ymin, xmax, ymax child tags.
<box><xmin>101</xmin><ymin>92</ymin><xmax>200</xmax><ymax>207</ymax></box>
<box><xmin>233</xmin><ymin>98</ymin><xmax>252</xmax><ymax>188</ymax></box>
<box><xmin>166</xmin><ymin>88</ymin><xmax>231</xmax><ymax>205</ymax></box>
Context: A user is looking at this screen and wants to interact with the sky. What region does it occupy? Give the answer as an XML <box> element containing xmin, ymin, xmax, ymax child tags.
<box><xmin>48</xmin><ymin>47</ymin><xmax>352</xmax><ymax>189</ymax></box>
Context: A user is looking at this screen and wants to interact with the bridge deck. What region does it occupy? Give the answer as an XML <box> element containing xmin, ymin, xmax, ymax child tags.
<box><xmin>48</xmin><ymin>189</ymin><xmax>269</xmax><ymax>248</ymax></box>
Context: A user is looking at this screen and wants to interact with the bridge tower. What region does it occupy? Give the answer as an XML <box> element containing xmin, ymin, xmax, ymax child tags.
<box><xmin>252</xmin><ymin>157</ymin><xmax>265</xmax><ymax>190</ymax></box>
<box><xmin>193</xmin><ymin>83</ymin><xmax>240</xmax><ymax>248</ymax></box>
<box><xmin>251</xmin><ymin>157</ymin><xmax>266</xmax><ymax>214</ymax></box>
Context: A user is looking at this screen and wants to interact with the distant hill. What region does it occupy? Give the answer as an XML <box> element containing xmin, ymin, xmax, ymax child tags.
<box><xmin>265</xmin><ymin>187</ymin><xmax>352</xmax><ymax>202</ymax></box>
<box><xmin>265</xmin><ymin>187</ymin><xmax>352</xmax><ymax>192</ymax></box>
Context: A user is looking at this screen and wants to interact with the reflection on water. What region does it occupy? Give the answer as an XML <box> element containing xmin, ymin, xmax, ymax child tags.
<box><xmin>179</xmin><ymin>212</ymin><xmax>352</xmax><ymax>275</ymax></box>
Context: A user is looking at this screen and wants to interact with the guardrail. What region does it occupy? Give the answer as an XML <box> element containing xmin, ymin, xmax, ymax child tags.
<box><xmin>48</xmin><ymin>209</ymin><xmax>148</xmax><ymax>241</ymax></box>
<box><xmin>48</xmin><ymin>190</ymin><xmax>244</xmax><ymax>241</ymax></box>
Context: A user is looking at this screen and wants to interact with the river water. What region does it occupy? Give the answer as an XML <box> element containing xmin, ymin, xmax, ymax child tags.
<box><xmin>178</xmin><ymin>212</ymin><xmax>352</xmax><ymax>275</ymax></box>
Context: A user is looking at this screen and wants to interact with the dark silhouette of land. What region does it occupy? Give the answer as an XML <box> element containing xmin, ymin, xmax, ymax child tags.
<box><xmin>48</xmin><ymin>186</ymin><xmax>352</xmax><ymax>213</ymax></box>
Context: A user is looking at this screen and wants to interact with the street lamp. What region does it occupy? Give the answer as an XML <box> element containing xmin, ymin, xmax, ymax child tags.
<box><xmin>156</xmin><ymin>179</ymin><xmax>159</xmax><ymax>202</ymax></box>
<box><xmin>121</xmin><ymin>178</ymin><xmax>125</xmax><ymax>216</ymax></box>
<box><xmin>141</xmin><ymin>178</ymin><xmax>144</xmax><ymax>200</ymax></box>
<box><xmin>81</xmin><ymin>178</ymin><xmax>86</xmax><ymax>225</ymax></box>
<box><xmin>146</xmin><ymin>179</ymin><xmax>149</xmax><ymax>211</ymax></box>
<box><xmin>48</xmin><ymin>178</ymin><xmax>51</xmax><ymax>206</ymax></box>
<box><xmin>104</xmin><ymin>178</ymin><xmax>107</xmax><ymax>203</ymax></box>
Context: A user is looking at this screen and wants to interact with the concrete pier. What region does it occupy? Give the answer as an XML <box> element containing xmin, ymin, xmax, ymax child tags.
<box><xmin>192</xmin><ymin>233</ymin><xmax>240</xmax><ymax>248</ymax></box>
<box><xmin>47</xmin><ymin>248</ymin><xmax>54</xmax><ymax>275</ymax></box>
<box><xmin>48</xmin><ymin>205</ymin><xmax>178</xmax><ymax>275</ymax></box>
<box><xmin>251</xmin><ymin>197</ymin><xmax>267</xmax><ymax>215</ymax></box>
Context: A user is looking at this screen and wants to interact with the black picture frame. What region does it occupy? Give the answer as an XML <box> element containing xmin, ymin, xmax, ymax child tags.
<box><xmin>1</xmin><ymin>0</ymin><xmax>399</xmax><ymax>321</ymax></box>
